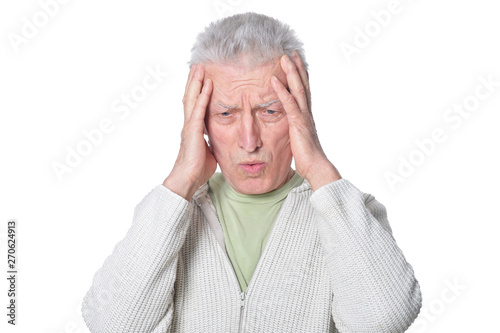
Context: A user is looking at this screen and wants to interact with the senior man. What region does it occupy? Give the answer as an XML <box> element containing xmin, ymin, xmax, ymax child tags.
<box><xmin>82</xmin><ymin>12</ymin><xmax>422</xmax><ymax>333</ymax></box>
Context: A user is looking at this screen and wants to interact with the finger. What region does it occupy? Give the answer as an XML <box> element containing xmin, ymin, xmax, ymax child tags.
<box><xmin>182</xmin><ymin>65</ymin><xmax>197</xmax><ymax>123</ymax></box>
<box><xmin>291</xmin><ymin>51</ymin><xmax>310</xmax><ymax>92</ymax></box>
<box><xmin>292</xmin><ymin>50</ymin><xmax>311</xmax><ymax>110</ymax></box>
<box><xmin>183</xmin><ymin>64</ymin><xmax>205</xmax><ymax>124</ymax></box>
<box><xmin>183</xmin><ymin>64</ymin><xmax>196</xmax><ymax>97</ymax></box>
<box><xmin>280</xmin><ymin>55</ymin><xmax>309</xmax><ymax>113</ymax></box>
<box><xmin>271</xmin><ymin>75</ymin><xmax>302</xmax><ymax>118</ymax></box>
<box><xmin>189</xmin><ymin>78</ymin><xmax>213</xmax><ymax>126</ymax></box>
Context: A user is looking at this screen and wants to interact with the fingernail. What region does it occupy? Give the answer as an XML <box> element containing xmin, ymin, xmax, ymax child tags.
<box><xmin>281</xmin><ymin>55</ymin><xmax>288</xmax><ymax>68</ymax></box>
<box><xmin>285</xmin><ymin>55</ymin><xmax>293</xmax><ymax>70</ymax></box>
<box><xmin>271</xmin><ymin>75</ymin><xmax>279</xmax><ymax>88</ymax></box>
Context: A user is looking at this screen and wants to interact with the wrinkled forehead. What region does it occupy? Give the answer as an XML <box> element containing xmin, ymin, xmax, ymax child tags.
<box><xmin>203</xmin><ymin>59</ymin><xmax>287</xmax><ymax>104</ymax></box>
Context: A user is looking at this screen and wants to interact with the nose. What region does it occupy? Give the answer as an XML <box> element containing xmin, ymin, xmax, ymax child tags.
<box><xmin>237</xmin><ymin>112</ymin><xmax>262</xmax><ymax>152</ymax></box>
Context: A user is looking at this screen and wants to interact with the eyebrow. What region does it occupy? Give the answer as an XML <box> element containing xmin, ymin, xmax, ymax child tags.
<box><xmin>214</xmin><ymin>99</ymin><xmax>281</xmax><ymax>110</ymax></box>
<box><xmin>257</xmin><ymin>99</ymin><xmax>280</xmax><ymax>108</ymax></box>
<box><xmin>214</xmin><ymin>102</ymin><xmax>237</xmax><ymax>110</ymax></box>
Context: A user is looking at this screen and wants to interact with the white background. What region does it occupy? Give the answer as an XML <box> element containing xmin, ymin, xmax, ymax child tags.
<box><xmin>1</xmin><ymin>0</ymin><xmax>499</xmax><ymax>332</ymax></box>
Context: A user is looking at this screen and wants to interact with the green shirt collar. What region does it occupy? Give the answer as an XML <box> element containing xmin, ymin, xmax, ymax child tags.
<box><xmin>209</xmin><ymin>171</ymin><xmax>304</xmax><ymax>205</ymax></box>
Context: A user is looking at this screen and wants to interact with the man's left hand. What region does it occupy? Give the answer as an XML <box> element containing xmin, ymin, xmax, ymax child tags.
<box><xmin>271</xmin><ymin>51</ymin><xmax>341</xmax><ymax>191</ymax></box>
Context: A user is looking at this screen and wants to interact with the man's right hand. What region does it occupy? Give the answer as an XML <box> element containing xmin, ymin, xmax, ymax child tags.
<box><xmin>162</xmin><ymin>64</ymin><xmax>217</xmax><ymax>201</ymax></box>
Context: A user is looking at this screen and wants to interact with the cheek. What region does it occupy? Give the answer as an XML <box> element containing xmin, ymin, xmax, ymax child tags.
<box><xmin>207</xmin><ymin>122</ymin><xmax>233</xmax><ymax>160</ymax></box>
<box><xmin>265</xmin><ymin>120</ymin><xmax>292</xmax><ymax>157</ymax></box>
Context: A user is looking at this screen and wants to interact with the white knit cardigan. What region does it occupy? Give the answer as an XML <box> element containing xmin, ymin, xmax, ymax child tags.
<box><xmin>82</xmin><ymin>177</ymin><xmax>422</xmax><ymax>332</ymax></box>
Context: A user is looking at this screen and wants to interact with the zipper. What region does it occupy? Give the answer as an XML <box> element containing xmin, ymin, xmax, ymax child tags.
<box><xmin>238</xmin><ymin>291</ymin><xmax>246</xmax><ymax>332</ymax></box>
<box><xmin>200</xmin><ymin>192</ymin><xmax>297</xmax><ymax>332</ymax></box>
<box><xmin>200</xmin><ymin>195</ymin><xmax>249</xmax><ymax>331</ymax></box>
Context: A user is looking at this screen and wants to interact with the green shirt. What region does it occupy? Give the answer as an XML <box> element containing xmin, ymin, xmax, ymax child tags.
<box><xmin>208</xmin><ymin>171</ymin><xmax>304</xmax><ymax>292</ymax></box>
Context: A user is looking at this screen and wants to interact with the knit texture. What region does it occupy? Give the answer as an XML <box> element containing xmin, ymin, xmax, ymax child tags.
<box><xmin>208</xmin><ymin>171</ymin><xmax>304</xmax><ymax>293</ymax></box>
<box><xmin>82</xmin><ymin>177</ymin><xmax>422</xmax><ymax>332</ymax></box>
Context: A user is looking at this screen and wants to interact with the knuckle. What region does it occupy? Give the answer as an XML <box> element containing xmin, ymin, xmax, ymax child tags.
<box><xmin>183</xmin><ymin>95</ymin><xmax>197</xmax><ymax>106</ymax></box>
<box><xmin>284</xmin><ymin>93</ymin><xmax>296</xmax><ymax>105</ymax></box>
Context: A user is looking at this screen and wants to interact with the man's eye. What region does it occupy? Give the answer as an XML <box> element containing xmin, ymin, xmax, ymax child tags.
<box><xmin>260</xmin><ymin>109</ymin><xmax>283</xmax><ymax>122</ymax></box>
<box><xmin>220</xmin><ymin>112</ymin><xmax>231</xmax><ymax>116</ymax></box>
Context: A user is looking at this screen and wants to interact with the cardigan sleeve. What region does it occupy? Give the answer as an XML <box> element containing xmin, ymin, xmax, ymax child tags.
<box><xmin>81</xmin><ymin>184</ymin><xmax>194</xmax><ymax>333</ymax></box>
<box><xmin>310</xmin><ymin>178</ymin><xmax>422</xmax><ymax>333</ymax></box>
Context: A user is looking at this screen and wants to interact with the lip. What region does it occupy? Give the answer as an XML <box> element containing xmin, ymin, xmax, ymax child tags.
<box><xmin>238</xmin><ymin>162</ymin><xmax>266</xmax><ymax>174</ymax></box>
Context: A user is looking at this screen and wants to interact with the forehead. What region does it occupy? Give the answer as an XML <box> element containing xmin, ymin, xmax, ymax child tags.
<box><xmin>204</xmin><ymin>60</ymin><xmax>286</xmax><ymax>104</ymax></box>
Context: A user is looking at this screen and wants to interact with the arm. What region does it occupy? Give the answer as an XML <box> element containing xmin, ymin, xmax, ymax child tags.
<box><xmin>81</xmin><ymin>185</ymin><xmax>193</xmax><ymax>333</ymax></box>
<box><xmin>272</xmin><ymin>52</ymin><xmax>421</xmax><ymax>331</ymax></box>
<box><xmin>82</xmin><ymin>64</ymin><xmax>216</xmax><ymax>332</ymax></box>
<box><xmin>310</xmin><ymin>179</ymin><xmax>421</xmax><ymax>332</ymax></box>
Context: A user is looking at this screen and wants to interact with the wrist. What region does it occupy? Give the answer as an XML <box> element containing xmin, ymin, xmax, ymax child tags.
<box><xmin>306</xmin><ymin>161</ymin><xmax>341</xmax><ymax>192</ymax></box>
<box><xmin>162</xmin><ymin>173</ymin><xmax>199</xmax><ymax>201</ymax></box>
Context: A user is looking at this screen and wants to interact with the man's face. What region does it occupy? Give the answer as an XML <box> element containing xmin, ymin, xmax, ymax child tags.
<box><xmin>204</xmin><ymin>58</ymin><xmax>293</xmax><ymax>195</ymax></box>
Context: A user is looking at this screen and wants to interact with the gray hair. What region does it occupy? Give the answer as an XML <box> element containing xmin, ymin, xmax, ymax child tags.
<box><xmin>189</xmin><ymin>12</ymin><xmax>308</xmax><ymax>70</ymax></box>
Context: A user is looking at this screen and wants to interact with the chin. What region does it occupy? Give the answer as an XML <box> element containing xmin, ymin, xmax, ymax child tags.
<box><xmin>231</xmin><ymin>176</ymin><xmax>274</xmax><ymax>195</ymax></box>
